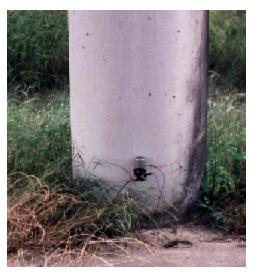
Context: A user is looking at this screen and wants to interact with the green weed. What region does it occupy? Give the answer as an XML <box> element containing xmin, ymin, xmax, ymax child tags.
<box><xmin>7</xmin><ymin>91</ymin><xmax>71</xmax><ymax>185</ymax></box>
<box><xmin>7</xmin><ymin>11</ymin><xmax>68</xmax><ymax>92</ymax></box>
<box><xmin>209</xmin><ymin>10</ymin><xmax>246</xmax><ymax>90</ymax></box>
<box><xmin>199</xmin><ymin>96</ymin><xmax>246</xmax><ymax>233</ymax></box>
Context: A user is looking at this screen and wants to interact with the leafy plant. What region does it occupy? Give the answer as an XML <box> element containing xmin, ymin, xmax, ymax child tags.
<box><xmin>199</xmin><ymin>96</ymin><xmax>246</xmax><ymax>233</ymax></box>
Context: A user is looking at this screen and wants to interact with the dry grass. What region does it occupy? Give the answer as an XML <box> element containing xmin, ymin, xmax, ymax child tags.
<box><xmin>8</xmin><ymin>172</ymin><xmax>81</xmax><ymax>251</ymax></box>
<box><xmin>7</xmin><ymin>172</ymin><xmax>154</xmax><ymax>266</ymax></box>
<box><xmin>8</xmin><ymin>237</ymin><xmax>153</xmax><ymax>267</ymax></box>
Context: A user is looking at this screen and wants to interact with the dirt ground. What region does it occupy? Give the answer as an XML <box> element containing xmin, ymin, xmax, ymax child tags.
<box><xmin>107</xmin><ymin>225</ymin><xmax>246</xmax><ymax>267</ymax></box>
<box><xmin>8</xmin><ymin>224</ymin><xmax>245</xmax><ymax>267</ymax></box>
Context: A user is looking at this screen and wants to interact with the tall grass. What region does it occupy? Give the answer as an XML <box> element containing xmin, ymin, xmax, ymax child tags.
<box><xmin>7</xmin><ymin>91</ymin><xmax>71</xmax><ymax>185</ymax></box>
<box><xmin>7</xmin><ymin>11</ymin><xmax>68</xmax><ymax>92</ymax></box>
<box><xmin>199</xmin><ymin>96</ymin><xmax>246</xmax><ymax>233</ymax></box>
<box><xmin>209</xmin><ymin>10</ymin><xmax>246</xmax><ymax>90</ymax></box>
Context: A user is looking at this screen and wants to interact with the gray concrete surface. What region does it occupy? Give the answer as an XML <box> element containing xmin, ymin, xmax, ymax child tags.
<box><xmin>69</xmin><ymin>11</ymin><xmax>208</xmax><ymax>211</ymax></box>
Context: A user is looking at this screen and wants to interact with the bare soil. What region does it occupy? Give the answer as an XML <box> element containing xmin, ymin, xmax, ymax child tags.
<box><xmin>108</xmin><ymin>224</ymin><xmax>246</xmax><ymax>267</ymax></box>
<box><xmin>8</xmin><ymin>224</ymin><xmax>245</xmax><ymax>267</ymax></box>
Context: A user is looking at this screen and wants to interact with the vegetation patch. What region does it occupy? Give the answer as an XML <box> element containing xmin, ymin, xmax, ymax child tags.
<box><xmin>7</xmin><ymin>91</ymin><xmax>71</xmax><ymax>185</ymax></box>
<box><xmin>199</xmin><ymin>96</ymin><xmax>246</xmax><ymax>233</ymax></box>
<box><xmin>8</xmin><ymin>93</ymin><xmax>246</xmax><ymax>247</ymax></box>
<box><xmin>8</xmin><ymin>172</ymin><xmax>146</xmax><ymax>253</ymax></box>
<box><xmin>7</xmin><ymin>11</ymin><xmax>68</xmax><ymax>92</ymax></box>
<box><xmin>209</xmin><ymin>11</ymin><xmax>246</xmax><ymax>90</ymax></box>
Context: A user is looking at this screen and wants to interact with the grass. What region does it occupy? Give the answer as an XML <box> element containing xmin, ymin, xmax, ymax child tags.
<box><xmin>7</xmin><ymin>172</ymin><xmax>144</xmax><ymax>252</ymax></box>
<box><xmin>8</xmin><ymin>11</ymin><xmax>68</xmax><ymax>92</ymax></box>
<box><xmin>7</xmin><ymin>91</ymin><xmax>71</xmax><ymax>185</ymax></box>
<box><xmin>199</xmin><ymin>94</ymin><xmax>246</xmax><ymax>233</ymax></box>
<box><xmin>7</xmin><ymin>92</ymin><xmax>168</xmax><ymax>258</ymax></box>
<box><xmin>7</xmin><ymin>91</ymin><xmax>246</xmax><ymax>263</ymax></box>
<box><xmin>209</xmin><ymin>11</ymin><xmax>246</xmax><ymax>90</ymax></box>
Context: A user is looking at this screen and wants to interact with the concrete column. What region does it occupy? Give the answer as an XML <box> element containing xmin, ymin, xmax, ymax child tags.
<box><xmin>69</xmin><ymin>10</ymin><xmax>208</xmax><ymax>211</ymax></box>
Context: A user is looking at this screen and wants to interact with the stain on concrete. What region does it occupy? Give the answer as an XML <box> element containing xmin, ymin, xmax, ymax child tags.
<box><xmin>180</xmin><ymin>11</ymin><xmax>209</xmax><ymax>210</ymax></box>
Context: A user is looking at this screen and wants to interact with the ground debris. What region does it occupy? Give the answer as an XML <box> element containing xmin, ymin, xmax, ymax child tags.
<box><xmin>163</xmin><ymin>239</ymin><xmax>193</xmax><ymax>248</ymax></box>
